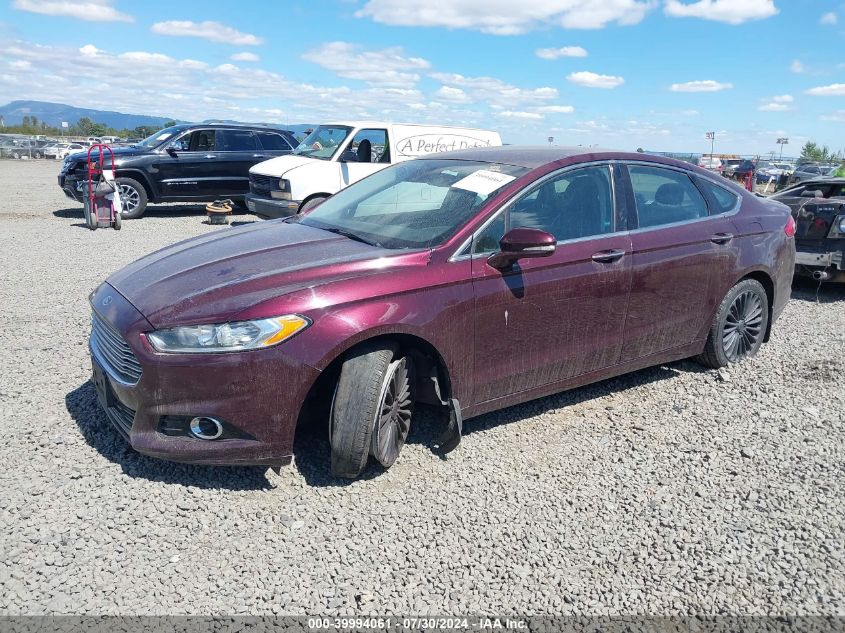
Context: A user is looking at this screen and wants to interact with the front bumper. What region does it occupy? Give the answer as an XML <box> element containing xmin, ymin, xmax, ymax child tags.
<box><xmin>87</xmin><ymin>283</ymin><xmax>321</xmax><ymax>467</ymax></box>
<box><xmin>58</xmin><ymin>173</ymin><xmax>83</xmax><ymax>202</ymax></box>
<box><xmin>245</xmin><ymin>193</ymin><xmax>299</xmax><ymax>219</ymax></box>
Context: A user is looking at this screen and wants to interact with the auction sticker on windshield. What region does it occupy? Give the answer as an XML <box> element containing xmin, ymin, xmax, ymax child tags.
<box><xmin>452</xmin><ymin>170</ymin><xmax>516</xmax><ymax>196</ymax></box>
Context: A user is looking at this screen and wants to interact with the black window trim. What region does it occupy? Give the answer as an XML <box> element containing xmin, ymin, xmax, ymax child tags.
<box><xmin>451</xmin><ymin>160</ymin><xmax>624</xmax><ymax>260</ymax></box>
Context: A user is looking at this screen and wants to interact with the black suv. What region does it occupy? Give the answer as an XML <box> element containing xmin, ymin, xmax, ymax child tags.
<box><xmin>58</xmin><ymin>124</ymin><xmax>298</xmax><ymax>218</ymax></box>
<box><xmin>771</xmin><ymin>178</ymin><xmax>845</xmax><ymax>282</ymax></box>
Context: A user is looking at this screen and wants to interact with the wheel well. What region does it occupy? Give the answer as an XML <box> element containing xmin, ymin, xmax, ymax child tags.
<box><xmin>296</xmin><ymin>334</ymin><xmax>453</xmax><ymax>431</ymax></box>
<box><xmin>115</xmin><ymin>170</ymin><xmax>154</xmax><ymax>201</ymax></box>
<box><xmin>741</xmin><ymin>271</ymin><xmax>775</xmax><ymax>342</ymax></box>
<box><xmin>299</xmin><ymin>193</ymin><xmax>331</xmax><ymax>211</ymax></box>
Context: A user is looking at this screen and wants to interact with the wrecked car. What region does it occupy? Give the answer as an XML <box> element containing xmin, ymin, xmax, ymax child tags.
<box><xmin>771</xmin><ymin>178</ymin><xmax>845</xmax><ymax>282</ymax></box>
<box><xmin>87</xmin><ymin>147</ymin><xmax>795</xmax><ymax>478</ymax></box>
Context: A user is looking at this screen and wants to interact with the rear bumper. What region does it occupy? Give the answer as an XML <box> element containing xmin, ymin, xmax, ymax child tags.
<box><xmin>245</xmin><ymin>193</ymin><xmax>299</xmax><ymax>219</ymax></box>
<box><xmin>87</xmin><ymin>283</ymin><xmax>320</xmax><ymax>467</ymax></box>
<box><xmin>794</xmin><ymin>242</ymin><xmax>845</xmax><ymax>281</ymax></box>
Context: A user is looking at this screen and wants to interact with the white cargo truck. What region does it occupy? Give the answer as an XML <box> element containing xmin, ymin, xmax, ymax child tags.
<box><xmin>245</xmin><ymin>121</ymin><xmax>502</xmax><ymax>218</ymax></box>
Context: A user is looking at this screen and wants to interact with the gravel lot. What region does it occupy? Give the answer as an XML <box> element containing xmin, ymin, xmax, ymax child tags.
<box><xmin>0</xmin><ymin>159</ymin><xmax>843</xmax><ymax>616</ymax></box>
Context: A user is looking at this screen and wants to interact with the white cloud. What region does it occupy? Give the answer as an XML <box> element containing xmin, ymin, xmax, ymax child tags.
<box><xmin>498</xmin><ymin>110</ymin><xmax>544</xmax><ymax>120</ymax></box>
<box><xmin>759</xmin><ymin>103</ymin><xmax>789</xmax><ymax>112</ymax></box>
<box><xmin>12</xmin><ymin>0</ymin><xmax>132</xmax><ymax>22</ymax></box>
<box><xmin>790</xmin><ymin>60</ymin><xmax>805</xmax><ymax>73</ymax></box>
<box><xmin>664</xmin><ymin>0</ymin><xmax>777</xmax><ymax>24</ymax></box>
<box><xmin>431</xmin><ymin>72</ymin><xmax>558</xmax><ymax>106</ymax></box>
<box><xmin>820</xmin><ymin>12</ymin><xmax>838</xmax><ymax>25</ymax></box>
<box><xmin>8</xmin><ymin>59</ymin><xmax>31</xmax><ymax>70</ymax></box>
<box><xmin>567</xmin><ymin>71</ymin><xmax>625</xmax><ymax>88</ymax></box>
<box><xmin>682</xmin><ymin>109</ymin><xmax>700</xmax><ymax>116</ymax></box>
<box><xmin>670</xmin><ymin>79</ymin><xmax>733</xmax><ymax>92</ymax></box>
<box><xmin>79</xmin><ymin>44</ymin><xmax>100</xmax><ymax>57</ymax></box>
<box><xmin>151</xmin><ymin>21</ymin><xmax>262</xmax><ymax>46</ymax></box>
<box><xmin>536</xmin><ymin>105</ymin><xmax>575</xmax><ymax>113</ymax></box>
<box><xmin>772</xmin><ymin>94</ymin><xmax>793</xmax><ymax>103</ymax></box>
<box><xmin>302</xmin><ymin>42</ymin><xmax>430</xmax><ymax>86</ymax></box>
<box><xmin>806</xmin><ymin>83</ymin><xmax>845</xmax><ymax>96</ymax></box>
<box><xmin>536</xmin><ymin>46</ymin><xmax>588</xmax><ymax>59</ymax></box>
<box><xmin>356</xmin><ymin>0</ymin><xmax>656</xmax><ymax>34</ymax></box>
<box><xmin>231</xmin><ymin>52</ymin><xmax>260</xmax><ymax>63</ymax></box>
<box><xmin>821</xmin><ymin>110</ymin><xmax>845</xmax><ymax>122</ymax></box>
<box><xmin>434</xmin><ymin>86</ymin><xmax>472</xmax><ymax>103</ymax></box>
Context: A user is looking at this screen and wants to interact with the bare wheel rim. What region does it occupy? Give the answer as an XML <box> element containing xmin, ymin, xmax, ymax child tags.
<box><xmin>119</xmin><ymin>184</ymin><xmax>140</xmax><ymax>213</ymax></box>
<box><xmin>372</xmin><ymin>358</ymin><xmax>413</xmax><ymax>467</ymax></box>
<box><xmin>722</xmin><ymin>290</ymin><xmax>763</xmax><ymax>362</ymax></box>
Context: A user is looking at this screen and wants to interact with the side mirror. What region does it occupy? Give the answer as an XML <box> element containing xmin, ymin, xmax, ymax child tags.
<box><xmin>801</xmin><ymin>189</ymin><xmax>823</xmax><ymax>198</ymax></box>
<box><xmin>339</xmin><ymin>149</ymin><xmax>358</xmax><ymax>163</ymax></box>
<box><xmin>487</xmin><ymin>227</ymin><xmax>556</xmax><ymax>270</ymax></box>
<box><xmin>166</xmin><ymin>146</ymin><xmax>178</xmax><ymax>158</ymax></box>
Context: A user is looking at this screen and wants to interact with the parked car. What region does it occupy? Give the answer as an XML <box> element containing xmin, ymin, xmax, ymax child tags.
<box><xmin>0</xmin><ymin>138</ymin><xmax>48</xmax><ymax>159</ymax></box>
<box><xmin>771</xmin><ymin>178</ymin><xmax>845</xmax><ymax>281</ymax></box>
<box><xmin>698</xmin><ymin>156</ymin><xmax>722</xmax><ymax>172</ymax></box>
<box><xmin>246</xmin><ymin>121</ymin><xmax>502</xmax><ymax>218</ymax></box>
<box><xmin>58</xmin><ymin>124</ymin><xmax>298</xmax><ymax>218</ymax></box>
<box><xmin>755</xmin><ymin>162</ymin><xmax>792</xmax><ymax>185</ymax></box>
<box><xmin>44</xmin><ymin>142</ymin><xmax>86</xmax><ymax>160</ymax></box>
<box><xmin>787</xmin><ymin>163</ymin><xmax>836</xmax><ymax>185</ymax></box>
<box><xmin>733</xmin><ymin>159</ymin><xmax>757</xmax><ymax>182</ymax></box>
<box><xmin>87</xmin><ymin>148</ymin><xmax>795</xmax><ymax>477</ymax></box>
<box><xmin>720</xmin><ymin>158</ymin><xmax>743</xmax><ymax>179</ymax></box>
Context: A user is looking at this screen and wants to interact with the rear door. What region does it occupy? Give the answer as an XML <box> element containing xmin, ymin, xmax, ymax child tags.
<box><xmin>213</xmin><ymin>129</ymin><xmax>262</xmax><ymax>196</ymax></box>
<box><xmin>619</xmin><ymin>163</ymin><xmax>739</xmax><ymax>362</ymax></box>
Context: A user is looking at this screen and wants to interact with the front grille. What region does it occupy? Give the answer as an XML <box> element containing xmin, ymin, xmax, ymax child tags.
<box><xmin>249</xmin><ymin>173</ymin><xmax>279</xmax><ymax>198</ymax></box>
<box><xmin>90</xmin><ymin>311</ymin><xmax>142</xmax><ymax>384</ymax></box>
<box><xmin>105</xmin><ymin>400</ymin><xmax>135</xmax><ymax>438</ymax></box>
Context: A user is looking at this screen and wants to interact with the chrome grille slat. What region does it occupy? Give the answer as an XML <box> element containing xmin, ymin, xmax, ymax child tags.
<box><xmin>90</xmin><ymin>311</ymin><xmax>142</xmax><ymax>384</ymax></box>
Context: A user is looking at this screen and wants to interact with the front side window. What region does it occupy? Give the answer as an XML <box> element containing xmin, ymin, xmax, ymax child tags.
<box><xmin>293</xmin><ymin>125</ymin><xmax>352</xmax><ymax>160</ymax></box>
<box><xmin>629</xmin><ymin>165</ymin><xmax>708</xmax><ymax>228</ymax></box>
<box><xmin>296</xmin><ymin>159</ymin><xmax>528</xmax><ymax>250</ymax></box>
<box><xmin>169</xmin><ymin>130</ymin><xmax>215</xmax><ymax>152</ymax></box>
<box><xmin>217</xmin><ymin>129</ymin><xmax>257</xmax><ymax>151</ymax></box>
<box><xmin>346</xmin><ymin>129</ymin><xmax>389</xmax><ymax>163</ymax></box>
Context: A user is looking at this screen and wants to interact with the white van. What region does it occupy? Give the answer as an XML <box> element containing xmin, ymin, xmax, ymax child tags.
<box><xmin>245</xmin><ymin>121</ymin><xmax>502</xmax><ymax>218</ymax></box>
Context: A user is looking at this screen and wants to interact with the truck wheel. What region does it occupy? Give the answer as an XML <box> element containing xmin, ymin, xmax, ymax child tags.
<box><xmin>116</xmin><ymin>178</ymin><xmax>148</xmax><ymax>219</ymax></box>
<box><xmin>696</xmin><ymin>279</ymin><xmax>769</xmax><ymax>369</ymax></box>
<box><xmin>300</xmin><ymin>196</ymin><xmax>327</xmax><ymax>213</ymax></box>
<box><xmin>329</xmin><ymin>341</ymin><xmax>415</xmax><ymax>478</ymax></box>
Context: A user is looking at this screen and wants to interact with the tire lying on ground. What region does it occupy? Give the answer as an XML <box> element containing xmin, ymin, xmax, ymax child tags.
<box><xmin>697</xmin><ymin>278</ymin><xmax>769</xmax><ymax>369</ymax></box>
<box><xmin>116</xmin><ymin>177</ymin><xmax>148</xmax><ymax>219</ymax></box>
<box><xmin>330</xmin><ymin>341</ymin><xmax>416</xmax><ymax>478</ymax></box>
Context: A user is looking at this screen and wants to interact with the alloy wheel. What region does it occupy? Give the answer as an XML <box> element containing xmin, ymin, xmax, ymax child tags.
<box><xmin>371</xmin><ymin>358</ymin><xmax>413</xmax><ymax>467</ymax></box>
<box><xmin>119</xmin><ymin>184</ymin><xmax>140</xmax><ymax>214</ymax></box>
<box><xmin>722</xmin><ymin>290</ymin><xmax>763</xmax><ymax>362</ymax></box>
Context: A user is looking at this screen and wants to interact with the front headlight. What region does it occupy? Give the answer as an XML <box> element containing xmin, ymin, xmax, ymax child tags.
<box><xmin>271</xmin><ymin>178</ymin><xmax>292</xmax><ymax>200</ymax></box>
<box><xmin>147</xmin><ymin>315</ymin><xmax>310</xmax><ymax>354</ymax></box>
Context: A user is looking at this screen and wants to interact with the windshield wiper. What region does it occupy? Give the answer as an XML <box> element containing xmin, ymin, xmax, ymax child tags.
<box><xmin>320</xmin><ymin>226</ymin><xmax>381</xmax><ymax>248</ymax></box>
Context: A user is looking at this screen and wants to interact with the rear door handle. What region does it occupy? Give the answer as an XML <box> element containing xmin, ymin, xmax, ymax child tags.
<box><xmin>204</xmin><ymin>154</ymin><xmax>217</xmax><ymax>159</ymax></box>
<box><xmin>711</xmin><ymin>233</ymin><xmax>734</xmax><ymax>245</ymax></box>
<box><xmin>591</xmin><ymin>249</ymin><xmax>625</xmax><ymax>263</ymax></box>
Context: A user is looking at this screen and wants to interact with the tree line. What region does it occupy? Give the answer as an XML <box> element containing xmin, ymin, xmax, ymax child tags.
<box><xmin>800</xmin><ymin>141</ymin><xmax>843</xmax><ymax>163</ymax></box>
<box><xmin>1</xmin><ymin>116</ymin><xmax>175</xmax><ymax>139</ymax></box>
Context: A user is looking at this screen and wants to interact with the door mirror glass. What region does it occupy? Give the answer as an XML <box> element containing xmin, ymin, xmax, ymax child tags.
<box><xmin>487</xmin><ymin>227</ymin><xmax>556</xmax><ymax>269</ymax></box>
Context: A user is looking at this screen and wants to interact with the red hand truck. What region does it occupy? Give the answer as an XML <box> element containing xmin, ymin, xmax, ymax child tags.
<box><xmin>83</xmin><ymin>144</ymin><xmax>122</xmax><ymax>231</ymax></box>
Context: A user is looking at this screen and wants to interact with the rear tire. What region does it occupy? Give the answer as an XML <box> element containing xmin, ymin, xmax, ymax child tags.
<box><xmin>116</xmin><ymin>177</ymin><xmax>148</xmax><ymax>219</ymax></box>
<box><xmin>329</xmin><ymin>341</ymin><xmax>415</xmax><ymax>478</ymax></box>
<box><xmin>696</xmin><ymin>279</ymin><xmax>769</xmax><ymax>369</ymax></box>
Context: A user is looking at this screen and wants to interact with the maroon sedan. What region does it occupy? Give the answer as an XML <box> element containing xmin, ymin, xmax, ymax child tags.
<box><xmin>88</xmin><ymin>148</ymin><xmax>796</xmax><ymax>478</ymax></box>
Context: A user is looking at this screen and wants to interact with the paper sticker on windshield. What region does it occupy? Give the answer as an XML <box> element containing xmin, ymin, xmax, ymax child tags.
<box><xmin>452</xmin><ymin>170</ymin><xmax>516</xmax><ymax>196</ymax></box>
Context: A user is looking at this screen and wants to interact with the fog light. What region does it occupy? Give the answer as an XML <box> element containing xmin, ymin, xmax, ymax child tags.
<box><xmin>189</xmin><ymin>417</ymin><xmax>224</xmax><ymax>440</ymax></box>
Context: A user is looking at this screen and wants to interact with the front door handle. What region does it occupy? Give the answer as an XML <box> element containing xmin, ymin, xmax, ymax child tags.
<box><xmin>204</xmin><ymin>154</ymin><xmax>217</xmax><ymax>159</ymax></box>
<box><xmin>711</xmin><ymin>233</ymin><xmax>734</xmax><ymax>245</ymax></box>
<box><xmin>591</xmin><ymin>249</ymin><xmax>625</xmax><ymax>263</ymax></box>
<box><xmin>252</xmin><ymin>154</ymin><xmax>265</xmax><ymax>158</ymax></box>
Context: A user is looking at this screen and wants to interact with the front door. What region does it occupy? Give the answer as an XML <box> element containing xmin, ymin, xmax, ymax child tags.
<box><xmin>157</xmin><ymin>129</ymin><xmax>221</xmax><ymax>198</ymax></box>
<box><xmin>470</xmin><ymin>164</ymin><xmax>632</xmax><ymax>404</ymax></box>
<box><xmin>619</xmin><ymin>163</ymin><xmax>739</xmax><ymax>362</ymax></box>
<box><xmin>340</xmin><ymin>128</ymin><xmax>390</xmax><ymax>187</ymax></box>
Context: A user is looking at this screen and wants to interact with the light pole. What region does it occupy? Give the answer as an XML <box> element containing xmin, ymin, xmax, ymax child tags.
<box><xmin>706</xmin><ymin>131</ymin><xmax>715</xmax><ymax>158</ymax></box>
<box><xmin>777</xmin><ymin>137</ymin><xmax>789</xmax><ymax>161</ymax></box>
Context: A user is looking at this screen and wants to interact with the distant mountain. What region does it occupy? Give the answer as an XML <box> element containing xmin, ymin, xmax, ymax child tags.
<box><xmin>0</xmin><ymin>100</ymin><xmax>180</xmax><ymax>130</ymax></box>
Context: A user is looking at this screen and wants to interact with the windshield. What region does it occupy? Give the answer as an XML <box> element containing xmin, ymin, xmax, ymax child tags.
<box><xmin>135</xmin><ymin>126</ymin><xmax>183</xmax><ymax>149</ymax></box>
<box><xmin>293</xmin><ymin>125</ymin><xmax>352</xmax><ymax>160</ymax></box>
<box><xmin>296</xmin><ymin>159</ymin><xmax>529</xmax><ymax>249</ymax></box>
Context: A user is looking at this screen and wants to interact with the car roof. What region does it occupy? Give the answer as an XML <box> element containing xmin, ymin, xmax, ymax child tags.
<box><xmin>174</xmin><ymin>123</ymin><xmax>294</xmax><ymax>134</ymax></box>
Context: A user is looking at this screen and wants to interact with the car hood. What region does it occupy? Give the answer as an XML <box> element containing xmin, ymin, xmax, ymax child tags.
<box><xmin>249</xmin><ymin>154</ymin><xmax>322</xmax><ymax>177</ymax></box>
<box><xmin>107</xmin><ymin>221</ymin><xmax>423</xmax><ymax>327</ymax></box>
<box><xmin>66</xmin><ymin>146</ymin><xmax>150</xmax><ymax>163</ymax></box>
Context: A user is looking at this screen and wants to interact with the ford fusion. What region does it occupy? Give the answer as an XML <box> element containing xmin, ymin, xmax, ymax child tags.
<box><xmin>88</xmin><ymin>148</ymin><xmax>795</xmax><ymax>478</ymax></box>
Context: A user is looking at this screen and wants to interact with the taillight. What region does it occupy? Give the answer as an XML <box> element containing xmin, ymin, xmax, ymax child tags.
<box><xmin>784</xmin><ymin>215</ymin><xmax>796</xmax><ymax>237</ymax></box>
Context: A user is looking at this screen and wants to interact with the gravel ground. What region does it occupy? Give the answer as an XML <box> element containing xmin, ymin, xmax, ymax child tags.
<box><xmin>0</xmin><ymin>160</ymin><xmax>843</xmax><ymax>616</ymax></box>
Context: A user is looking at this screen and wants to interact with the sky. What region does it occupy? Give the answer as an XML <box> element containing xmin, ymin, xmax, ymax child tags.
<box><xmin>0</xmin><ymin>0</ymin><xmax>843</xmax><ymax>156</ymax></box>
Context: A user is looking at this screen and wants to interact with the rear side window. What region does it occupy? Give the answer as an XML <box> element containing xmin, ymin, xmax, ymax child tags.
<box><xmin>629</xmin><ymin>165</ymin><xmax>709</xmax><ymax>228</ymax></box>
<box><xmin>695</xmin><ymin>178</ymin><xmax>740</xmax><ymax>214</ymax></box>
<box><xmin>257</xmin><ymin>132</ymin><xmax>292</xmax><ymax>151</ymax></box>
<box><xmin>217</xmin><ymin>129</ymin><xmax>257</xmax><ymax>151</ymax></box>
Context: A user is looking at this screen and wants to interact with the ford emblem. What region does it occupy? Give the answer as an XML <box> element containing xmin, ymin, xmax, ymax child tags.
<box><xmin>102</xmin><ymin>296</ymin><xmax>113</xmax><ymax>306</ymax></box>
